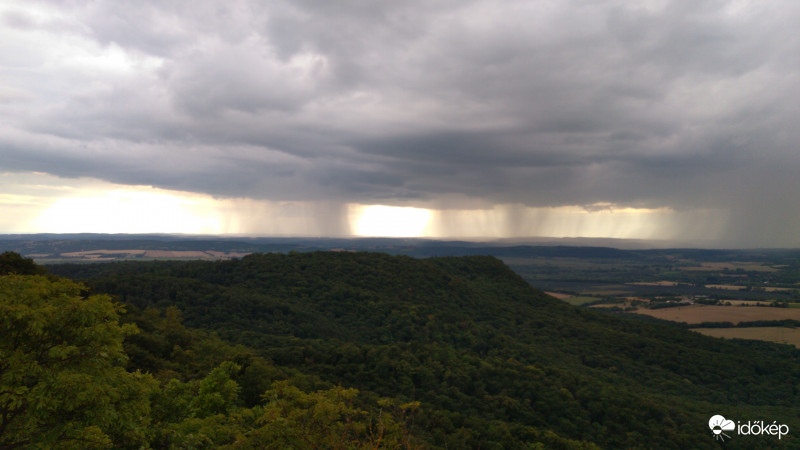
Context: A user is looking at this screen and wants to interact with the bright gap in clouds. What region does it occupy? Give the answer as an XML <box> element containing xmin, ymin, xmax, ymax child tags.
<box><xmin>36</xmin><ymin>188</ymin><xmax>224</xmax><ymax>234</ymax></box>
<box><xmin>3</xmin><ymin>173</ymin><xmax>729</xmax><ymax>242</ymax></box>
<box><xmin>352</xmin><ymin>205</ymin><xmax>432</xmax><ymax>237</ymax></box>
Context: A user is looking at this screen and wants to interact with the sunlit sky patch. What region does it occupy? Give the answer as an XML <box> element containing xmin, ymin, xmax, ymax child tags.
<box><xmin>36</xmin><ymin>188</ymin><xmax>222</xmax><ymax>234</ymax></box>
<box><xmin>3</xmin><ymin>173</ymin><xmax>729</xmax><ymax>243</ymax></box>
<box><xmin>352</xmin><ymin>205</ymin><xmax>432</xmax><ymax>237</ymax></box>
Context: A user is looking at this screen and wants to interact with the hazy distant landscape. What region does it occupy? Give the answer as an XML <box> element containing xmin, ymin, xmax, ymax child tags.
<box><xmin>9</xmin><ymin>233</ymin><xmax>800</xmax><ymax>351</ymax></box>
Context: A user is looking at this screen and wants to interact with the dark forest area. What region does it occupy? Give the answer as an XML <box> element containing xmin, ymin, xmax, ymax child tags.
<box><xmin>2</xmin><ymin>251</ymin><xmax>799</xmax><ymax>448</ymax></box>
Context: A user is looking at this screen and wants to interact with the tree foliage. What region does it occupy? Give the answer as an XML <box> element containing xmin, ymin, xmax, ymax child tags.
<box><xmin>0</xmin><ymin>274</ymin><xmax>155</xmax><ymax>448</ymax></box>
<box><xmin>0</xmin><ymin>252</ymin><xmax>45</xmax><ymax>276</ymax></box>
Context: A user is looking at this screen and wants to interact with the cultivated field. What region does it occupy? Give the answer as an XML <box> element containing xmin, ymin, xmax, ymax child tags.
<box><xmin>581</xmin><ymin>286</ymin><xmax>631</xmax><ymax>296</ymax></box>
<box><xmin>705</xmin><ymin>284</ymin><xmax>745</xmax><ymax>291</ymax></box>
<box><xmin>692</xmin><ymin>327</ymin><xmax>800</xmax><ymax>348</ymax></box>
<box><xmin>681</xmin><ymin>262</ymin><xmax>778</xmax><ymax>272</ymax></box>
<box><xmin>764</xmin><ymin>287</ymin><xmax>794</xmax><ymax>292</ymax></box>
<box><xmin>143</xmin><ymin>250</ymin><xmax>210</xmax><ymax>258</ymax></box>
<box><xmin>36</xmin><ymin>249</ymin><xmax>251</xmax><ymax>262</ymax></box>
<box><xmin>631</xmin><ymin>305</ymin><xmax>800</xmax><ymax>324</ymax></box>
<box><xmin>628</xmin><ymin>281</ymin><xmax>680</xmax><ymax>286</ymax></box>
<box><xmin>544</xmin><ymin>292</ymin><xmax>599</xmax><ymax>306</ymax></box>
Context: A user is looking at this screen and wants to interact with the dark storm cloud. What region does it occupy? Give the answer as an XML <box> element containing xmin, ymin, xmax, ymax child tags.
<box><xmin>2</xmin><ymin>0</ymin><xmax>800</xmax><ymax>244</ymax></box>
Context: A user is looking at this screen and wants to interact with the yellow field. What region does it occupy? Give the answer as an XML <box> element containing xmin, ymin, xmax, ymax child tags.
<box><xmin>143</xmin><ymin>250</ymin><xmax>210</xmax><ymax>258</ymax></box>
<box><xmin>62</xmin><ymin>249</ymin><xmax>146</xmax><ymax>257</ymax></box>
<box><xmin>631</xmin><ymin>305</ymin><xmax>800</xmax><ymax>324</ymax></box>
<box><xmin>764</xmin><ymin>287</ymin><xmax>793</xmax><ymax>292</ymax></box>
<box><xmin>692</xmin><ymin>327</ymin><xmax>800</xmax><ymax>348</ymax></box>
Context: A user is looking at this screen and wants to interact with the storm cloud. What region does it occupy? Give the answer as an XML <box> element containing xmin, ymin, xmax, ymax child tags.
<box><xmin>1</xmin><ymin>0</ymin><xmax>799</xmax><ymax>245</ymax></box>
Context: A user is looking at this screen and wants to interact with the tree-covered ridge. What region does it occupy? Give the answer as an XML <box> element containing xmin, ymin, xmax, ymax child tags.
<box><xmin>0</xmin><ymin>272</ymin><xmax>433</xmax><ymax>448</ymax></box>
<box><xmin>49</xmin><ymin>252</ymin><xmax>800</xmax><ymax>448</ymax></box>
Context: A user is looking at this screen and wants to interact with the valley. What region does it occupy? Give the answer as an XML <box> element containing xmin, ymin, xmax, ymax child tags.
<box><xmin>503</xmin><ymin>249</ymin><xmax>800</xmax><ymax>348</ymax></box>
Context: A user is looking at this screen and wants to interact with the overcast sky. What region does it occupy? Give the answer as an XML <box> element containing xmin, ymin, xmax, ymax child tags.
<box><xmin>1</xmin><ymin>0</ymin><xmax>799</xmax><ymax>246</ymax></box>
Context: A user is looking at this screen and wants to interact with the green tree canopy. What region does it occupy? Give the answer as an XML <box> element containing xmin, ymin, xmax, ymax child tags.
<box><xmin>0</xmin><ymin>275</ymin><xmax>155</xmax><ymax>449</ymax></box>
<box><xmin>0</xmin><ymin>252</ymin><xmax>45</xmax><ymax>276</ymax></box>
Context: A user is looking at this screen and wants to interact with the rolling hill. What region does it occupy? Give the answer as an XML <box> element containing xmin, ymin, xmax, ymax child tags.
<box><xmin>46</xmin><ymin>251</ymin><xmax>800</xmax><ymax>448</ymax></box>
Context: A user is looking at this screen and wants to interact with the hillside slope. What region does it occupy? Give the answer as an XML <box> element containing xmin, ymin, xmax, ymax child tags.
<box><xmin>51</xmin><ymin>252</ymin><xmax>800</xmax><ymax>448</ymax></box>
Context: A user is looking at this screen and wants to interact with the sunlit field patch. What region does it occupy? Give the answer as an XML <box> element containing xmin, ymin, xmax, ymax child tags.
<box><xmin>632</xmin><ymin>305</ymin><xmax>800</xmax><ymax>324</ymax></box>
<box><xmin>692</xmin><ymin>327</ymin><xmax>800</xmax><ymax>348</ymax></box>
<box><xmin>705</xmin><ymin>284</ymin><xmax>746</xmax><ymax>290</ymax></box>
<box><xmin>545</xmin><ymin>292</ymin><xmax>599</xmax><ymax>305</ymax></box>
<box><xmin>764</xmin><ymin>287</ymin><xmax>794</xmax><ymax>292</ymax></box>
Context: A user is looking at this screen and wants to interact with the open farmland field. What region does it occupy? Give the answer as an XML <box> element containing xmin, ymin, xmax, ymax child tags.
<box><xmin>143</xmin><ymin>250</ymin><xmax>212</xmax><ymax>258</ymax></box>
<box><xmin>705</xmin><ymin>284</ymin><xmax>745</xmax><ymax>291</ymax></box>
<box><xmin>544</xmin><ymin>292</ymin><xmax>599</xmax><ymax>306</ymax></box>
<box><xmin>31</xmin><ymin>248</ymin><xmax>252</xmax><ymax>262</ymax></box>
<box><xmin>62</xmin><ymin>250</ymin><xmax>147</xmax><ymax>256</ymax></box>
<box><xmin>628</xmin><ymin>281</ymin><xmax>681</xmax><ymax>286</ymax></box>
<box><xmin>631</xmin><ymin>305</ymin><xmax>800</xmax><ymax>324</ymax></box>
<box><xmin>692</xmin><ymin>327</ymin><xmax>800</xmax><ymax>348</ymax></box>
<box><xmin>680</xmin><ymin>261</ymin><xmax>779</xmax><ymax>272</ymax></box>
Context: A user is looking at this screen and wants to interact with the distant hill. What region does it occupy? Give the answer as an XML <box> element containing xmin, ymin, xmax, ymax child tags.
<box><xmin>1</xmin><ymin>233</ymin><xmax>633</xmax><ymax>259</ymax></box>
<box><xmin>8</xmin><ymin>233</ymin><xmax>798</xmax><ymax>263</ymax></box>
<box><xmin>49</xmin><ymin>252</ymin><xmax>800</xmax><ymax>448</ymax></box>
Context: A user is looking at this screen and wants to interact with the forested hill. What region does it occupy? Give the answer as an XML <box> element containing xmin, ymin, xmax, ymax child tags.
<box><xmin>50</xmin><ymin>252</ymin><xmax>800</xmax><ymax>448</ymax></box>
